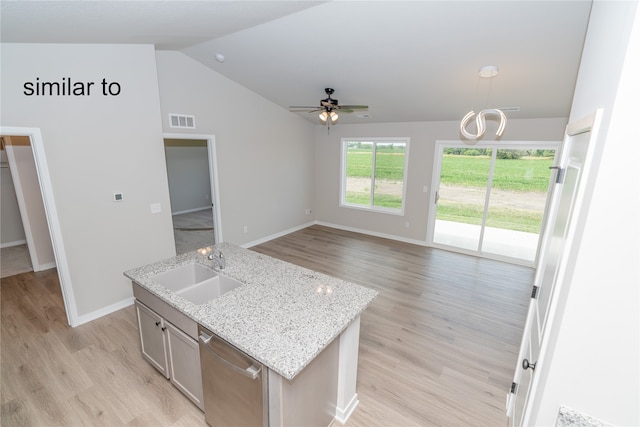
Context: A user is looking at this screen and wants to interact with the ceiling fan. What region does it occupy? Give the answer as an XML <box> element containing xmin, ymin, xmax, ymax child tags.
<box><xmin>289</xmin><ymin>88</ymin><xmax>368</xmax><ymax>126</ymax></box>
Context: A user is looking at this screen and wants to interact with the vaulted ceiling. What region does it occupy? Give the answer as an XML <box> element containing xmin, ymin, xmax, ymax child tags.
<box><xmin>1</xmin><ymin>1</ymin><xmax>593</xmax><ymax>124</ymax></box>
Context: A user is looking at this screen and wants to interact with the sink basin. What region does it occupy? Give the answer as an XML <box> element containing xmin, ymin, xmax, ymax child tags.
<box><xmin>176</xmin><ymin>275</ymin><xmax>243</xmax><ymax>305</ymax></box>
<box><xmin>153</xmin><ymin>262</ymin><xmax>217</xmax><ymax>292</ymax></box>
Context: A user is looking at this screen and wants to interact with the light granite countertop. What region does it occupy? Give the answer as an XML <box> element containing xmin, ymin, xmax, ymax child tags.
<box><xmin>124</xmin><ymin>242</ymin><xmax>378</xmax><ymax>380</ymax></box>
<box><xmin>556</xmin><ymin>406</ymin><xmax>614</xmax><ymax>427</ymax></box>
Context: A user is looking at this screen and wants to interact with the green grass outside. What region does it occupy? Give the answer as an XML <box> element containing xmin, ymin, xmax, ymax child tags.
<box><xmin>345</xmin><ymin>148</ymin><xmax>406</xmax><ymax>208</ymax></box>
<box><xmin>344</xmin><ymin>151</ymin><xmax>553</xmax><ymax>232</ymax></box>
<box><xmin>435</xmin><ymin>155</ymin><xmax>553</xmax><ymax>232</ymax></box>
<box><xmin>440</xmin><ymin>154</ymin><xmax>554</xmax><ymax>192</ymax></box>
<box><xmin>346</xmin><ymin>149</ymin><xmax>406</xmax><ymax>180</ymax></box>
<box><xmin>345</xmin><ymin>191</ymin><xmax>403</xmax><ymax>209</ymax></box>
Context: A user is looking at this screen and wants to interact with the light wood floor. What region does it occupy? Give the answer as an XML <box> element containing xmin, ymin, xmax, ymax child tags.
<box><xmin>1</xmin><ymin>225</ymin><xmax>533</xmax><ymax>426</ymax></box>
<box><xmin>172</xmin><ymin>209</ymin><xmax>215</xmax><ymax>255</ymax></box>
<box><xmin>1</xmin><ymin>244</ymin><xmax>32</xmax><ymax>278</ymax></box>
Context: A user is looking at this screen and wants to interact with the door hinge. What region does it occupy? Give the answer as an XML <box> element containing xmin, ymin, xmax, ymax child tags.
<box><xmin>531</xmin><ymin>285</ymin><xmax>539</xmax><ymax>299</ymax></box>
<box><xmin>510</xmin><ymin>382</ymin><xmax>518</xmax><ymax>394</ymax></box>
<box><xmin>549</xmin><ymin>166</ymin><xmax>565</xmax><ymax>184</ymax></box>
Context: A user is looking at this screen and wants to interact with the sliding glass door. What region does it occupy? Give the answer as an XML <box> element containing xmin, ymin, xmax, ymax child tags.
<box><xmin>429</xmin><ymin>142</ymin><xmax>559</xmax><ymax>265</ymax></box>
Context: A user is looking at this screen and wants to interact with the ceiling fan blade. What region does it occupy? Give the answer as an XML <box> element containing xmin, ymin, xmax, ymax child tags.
<box><xmin>338</xmin><ymin>105</ymin><xmax>368</xmax><ymax>110</ymax></box>
<box><xmin>289</xmin><ymin>106</ymin><xmax>320</xmax><ymax>111</ymax></box>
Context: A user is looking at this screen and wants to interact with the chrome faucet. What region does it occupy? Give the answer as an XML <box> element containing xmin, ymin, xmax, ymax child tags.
<box><xmin>208</xmin><ymin>249</ymin><xmax>225</xmax><ymax>270</ymax></box>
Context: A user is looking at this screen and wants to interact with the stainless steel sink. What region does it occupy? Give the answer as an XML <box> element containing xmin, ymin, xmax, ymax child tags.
<box><xmin>152</xmin><ymin>262</ymin><xmax>243</xmax><ymax>305</ymax></box>
<box><xmin>152</xmin><ymin>262</ymin><xmax>217</xmax><ymax>292</ymax></box>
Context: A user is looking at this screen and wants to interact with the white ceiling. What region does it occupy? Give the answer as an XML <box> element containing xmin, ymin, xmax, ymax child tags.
<box><xmin>1</xmin><ymin>1</ymin><xmax>593</xmax><ymax>124</ymax></box>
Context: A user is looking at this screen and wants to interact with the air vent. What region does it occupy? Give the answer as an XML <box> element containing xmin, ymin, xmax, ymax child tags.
<box><xmin>169</xmin><ymin>114</ymin><xmax>196</xmax><ymax>129</ymax></box>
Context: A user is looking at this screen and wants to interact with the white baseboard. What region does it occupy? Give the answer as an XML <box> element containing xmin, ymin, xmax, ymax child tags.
<box><xmin>33</xmin><ymin>261</ymin><xmax>56</xmax><ymax>272</ymax></box>
<box><xmin>74</xmin><ymin>296</ymin><xmax>135</xmax><ymax>327</ymax></box>
<box><xmin>335</xmin><ymin>393</ymin><xmax>359</xmax><ymax>425</ymax></box>
<box><xmin>241</xmin><ymin>220</ymin><xmax>428</xmax><ymax>250</ymax></box>
<box><xmin>0</xmin><ymin>239</ymin><xmax>27</xmax><ymax>249</ymax></box>
<box><xmin>242</xmin><ymin>221</ymin><xmax>315</xmax><ymax>248</ymax></box>
<box><xmin>315</xmin><ymin>221</ymin><xmax>428</xmax><ymax>247</ymax></box>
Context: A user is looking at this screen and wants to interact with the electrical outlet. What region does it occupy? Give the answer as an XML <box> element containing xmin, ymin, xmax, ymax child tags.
<box><xmin>305</xmin><ymin>209</ymin><xmax>312</xmax><ymax>215</ymax></box>
<box><xmin>243</xmin><ymin>225</ymin><xmax>248</xmax><ymax>234</ymax></box>
<box><xmin>404</xmin><ymin>221</ymin><xmax>410</xmax><ymax>228</ymax></box>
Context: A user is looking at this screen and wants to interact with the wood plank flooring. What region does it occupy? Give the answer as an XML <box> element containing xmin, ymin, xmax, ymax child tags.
<box><xmin>1</xmin><ymin>225</ymin><xmax>533</xmax><ymax>426</ymax></box>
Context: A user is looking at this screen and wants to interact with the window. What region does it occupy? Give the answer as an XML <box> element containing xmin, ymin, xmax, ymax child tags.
<box><xmin>340</xmin><ymin>138</ymin><xmax>409</xmax><ymax>214</ymax></box>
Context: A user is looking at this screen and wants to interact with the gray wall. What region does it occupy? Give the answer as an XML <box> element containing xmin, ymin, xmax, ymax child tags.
<box><xmin>0</xmin><ymin>143</ymin><xmax>26</xmax><ymax>246</ymax></box>
<box><xmin>313</xmin><ymin>118</ymin><xmax>568</xmax><ymax>243</ymax></box>
<box><xmin>155</xmin><ymin>51</ymin><xmax>316</xmax><ymax>245</ymax></box>
<box><xmin>1</xmin><ymin>43</ymin><xmax>175</xmax><ymax>322</ymax></box>
<box><xmin>164</xmin><ymin>139</ymin><xmax>211</xmax><ymax>214</ymax></box>
<box><xmin>528</xmin><ymin>1</ymin><xmax>640</xmax><ymax>425</ymax></box>
<box><xmin>3</xmin><ymin>135</ymin><xmax>55</xmax><ymax>270</ymax></box>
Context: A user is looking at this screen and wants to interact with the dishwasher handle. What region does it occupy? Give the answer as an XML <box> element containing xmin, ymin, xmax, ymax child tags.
<box><xmin>199</xmin><ymin>332</ymin><xmax>262</xmax><ymax>380</ymax></box>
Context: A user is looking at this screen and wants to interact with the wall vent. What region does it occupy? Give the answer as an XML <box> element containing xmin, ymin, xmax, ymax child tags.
<box><xmin>169</xmin><ymin>114</ymin><xmax>196</xmax><ymax>129</ymax></box>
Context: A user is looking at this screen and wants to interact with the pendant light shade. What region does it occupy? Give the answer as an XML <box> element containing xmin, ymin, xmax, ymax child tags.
<box><xmin>319</xmin><ymin>110</ymin><xmax>339</xmax><ymax>124</ymax></box>
<box><xmin>460</xmin><ymin>108</ymin><xmax>507</xmax><ymax>139</ymax></box>
<box><xmin>460</xmin><ymin>65</ymin><xmax>507</xmax><ymax>140</ymax></box>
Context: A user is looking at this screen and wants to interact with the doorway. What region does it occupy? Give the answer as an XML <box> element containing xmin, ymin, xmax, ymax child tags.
<box><xmin>163</xmin><ymin>134</ymin><xmax>222</xmax><ymax>255</ymax></box>
<box><xmin>0</xmin><ymin>135</ymin><xmax>56</xmax><ymax>277</ymax></box>
<box><xmin>0</xmin><ymin>126</ymin><xmax>77</xmax><ymax>326</ymax></box>
<box><xmin>428</xmin><ymin>141</ymin><xmax>560</xmax><ymax>265</ymax></box>
<box><xmin>507</xmin><ymin>110</ymin><xmax>603</xmax><ymax>426</ymax></box>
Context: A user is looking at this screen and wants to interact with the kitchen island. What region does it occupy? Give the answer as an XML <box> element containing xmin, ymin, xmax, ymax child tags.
<box><xmin>124</xmin><ymin>242</ymin><xmax>378</xmax><ymax>426</ymax></box>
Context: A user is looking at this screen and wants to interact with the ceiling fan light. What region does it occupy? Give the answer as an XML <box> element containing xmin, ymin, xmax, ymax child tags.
<box><xmin>330</xmin><ymin>111</ymin><xmax>339</xmax><ymax>123</ymax></box>
<box><xmin>319</xmin><ymin>111</ymin><xmax>329</xmax><ymax>123</ymax></box>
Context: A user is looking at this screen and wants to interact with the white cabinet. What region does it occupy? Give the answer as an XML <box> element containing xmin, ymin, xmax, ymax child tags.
<box><xmin>165</xmin><ymin>321</ymin><xmax>204</xmax><ymax>408</ymax></box>
<box><xmin>135</xmin><ymin>300</ymin><xmax>204</xmax><ymax>410</ymax></box>
<box><xmin>135</xmin><ymin>300</ymin><xmax>169</xmax><ymax>377</ymax></box>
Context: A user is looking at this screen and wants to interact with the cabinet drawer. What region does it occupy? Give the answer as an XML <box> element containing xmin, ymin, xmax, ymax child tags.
<box><xmin>132</xmin><ymin>282</ymin><xmax>198</xmax><ymax>340</ymax></box>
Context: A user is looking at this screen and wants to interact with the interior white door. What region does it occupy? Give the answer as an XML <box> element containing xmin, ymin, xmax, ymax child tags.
<box><xmin>507</xmin><ymin>110</ymin><xmax>603</xmax><ymax>426</ymax></box>
<box><xmin>3</xmin><ymin>135</ymin><xmax>56</xmax><ymax>271</ymax></box>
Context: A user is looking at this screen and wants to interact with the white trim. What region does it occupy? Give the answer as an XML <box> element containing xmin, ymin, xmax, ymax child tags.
<box><xmin>335</xmin><ymin>316</ymin><xmax>361</xmax><ymax>424</ymax></box>
<box><xmin>242</xmin><ymin>221</ymin><xmax>315</xmax><ymax>248</ymax></box>
<box><xmin>427</xmin><ymin>140</ymin><xmax>562</xmax><ymax>265</ymax></box>
<box><xmin>242</xmin><ymin>220</ymin><xmax>428</xmax><ymax>250</ymax></box>
<box><xmin>0</xmin><ymin>126</ymin><xmax>78</xmax><ymax>326</ymax></box>
<box><xmin>37</xmin><ymin>262</ymin><xmax>57</xmax><ymax>271</ymax></box>
<box><xmin>75</xmin><ymin>297</ymin><xmax>135</xmax><ymax>326</ymax></box>
<box><xmin>0</xmin><ymin>239</ymin><xmax>27</xmax><ymax>249</ymax></box>
<box><xmin>163</xmin><ymin>133</ymin><xmax>223</xmax><ymax>244</ymax></box>
<box><xmin>315</xmin><ymin>221</ymin><xmax>428</xmax><ymax>247</ymax></box>
<box><xmin>522</xmin><ymin>109</ymin><xmax>604</xmax><ymax>426</ymax></box>
<box><xmin>335</xmin><ymin>393</ymin><xmax>359</xmax><ymax>425</ymax></box>
<box><xmin>339</xmin><ymin>137</ymin><xmax>410</xmax><ymax>215</ymax></box>
<box><xmin>4</xmin><ymin>143</ymin><xmax>43</xmax><ymax>270</ymax></box>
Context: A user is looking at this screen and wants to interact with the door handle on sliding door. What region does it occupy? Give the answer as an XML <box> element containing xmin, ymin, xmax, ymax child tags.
<box><xmin>435</xmin><ymin>191</ymin><xmax>440</xmax><ymax>204</ymax></box>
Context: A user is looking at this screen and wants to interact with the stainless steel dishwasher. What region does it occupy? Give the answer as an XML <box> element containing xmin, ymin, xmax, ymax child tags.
<box><xmin>198</xmin><ymin>325</ymin><xmax>268</xmax><ymax>426</ymax></box>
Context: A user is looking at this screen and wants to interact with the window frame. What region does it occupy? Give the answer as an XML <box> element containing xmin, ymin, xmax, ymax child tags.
<box><xmin>339</xmin><ymin>137</ymin><xmax>410</xmax><ymax>216</ymax></box>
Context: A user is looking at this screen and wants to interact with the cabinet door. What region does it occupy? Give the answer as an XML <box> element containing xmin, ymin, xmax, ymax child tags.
<box><xmin>135</xmin><ymin>301</ymin><xmax>169</xmax><ymax>378</ymax></box>
<box><xmin>165</xmin><ymin>322</ymin><xmax>204</xmax><ymax>410</ymax></box>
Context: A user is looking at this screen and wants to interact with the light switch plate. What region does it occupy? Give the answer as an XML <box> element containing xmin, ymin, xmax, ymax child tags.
<box><xmin>150</xmin><ymin>203</ymin><xmax>161</xmax><ymax>214</ymax></box>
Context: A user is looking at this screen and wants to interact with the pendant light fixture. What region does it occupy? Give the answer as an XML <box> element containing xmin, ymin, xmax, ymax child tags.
<box><xmin>460</xmin><ymin>65</ymin><xmax>507</xmax><ymax>140</ymax></box>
